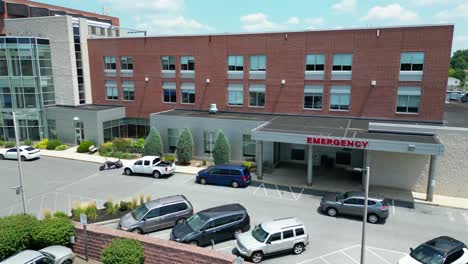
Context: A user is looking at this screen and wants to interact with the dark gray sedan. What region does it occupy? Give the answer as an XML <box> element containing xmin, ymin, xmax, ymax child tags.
<box><xmin>320</xmin><ymin>191</ymin><xmax>389</xmax><ymax>224</ymax></box>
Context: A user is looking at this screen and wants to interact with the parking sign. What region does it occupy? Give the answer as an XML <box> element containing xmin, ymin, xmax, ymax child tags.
<box><xmin>80</xmin><ymin>214</ymin><xmax>87</xmax><ymax>225</ymax></box>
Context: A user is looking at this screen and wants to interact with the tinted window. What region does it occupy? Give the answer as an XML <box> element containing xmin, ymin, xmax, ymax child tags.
<box><xmin>210</xmin><ymin>168</ymin><xmax>222</xmax><ymax>174</ymax></box>
<box><xmin>295</xmin><ymin>228</ymin><xmax>305</xmax><ymax>236</ymax></box>
<box><xmin>135</xmin><ymin>160</ymin><xmax>142</xmax><ymax>165</ymax></box>
<box><xmin>344</xmin><ymin>198</ymin><xmax>364</xmax><ymax>205</ymax></box>
<box><xmin>25</xmin><ymin>147</ymin><xmax>35</xmax><ymax>151</ymax></box>
<box><xmin>410</xmin><ymin>245</ymin><xmax>444</xmax><ymax>264</ymax></box>
<box><xmin>231</xmin><ymin>169</ymin><xmax>242</xmax><ymax>176</ymax></box>
<box><xmin>368</xmin><ymin>200</ymin><xmax>376</xmax><ymax>206</ymax></box>
<box><xmin>219</xmin><ymin>169</ymin><xmax>231</xmax><ymax>175</ymax></box>
<box><xmin>152</xmin><ymin>158</ymin><xmax>161</xmax><ymax>164</ymax></box>
<box><xmin>145</xmin><ymin>208</ymin><xmax>160</xmax><ymax>219</ymax></box>
<box><xmin>214</xmin><ymin>216</ymin><xmax>234</xmax><ymax>227</ymax></box>
<box><xmin>444</xmin><ymin>249</ymin><xmax>464</xmax><ymax>264</ymax></box>
<box><xmin>7</xmin><ymin>148</ymin><xmax>17</xmax><ymax>152</ymax></box>
<box><xmin>144</xmin><ymin>160</ymin><xmax>150</xmax><ymax>166</ymax></box>
<box><xmin>283</xmin><ymin>230</ymin><xmax>294</xmax><ymax>239</ymax></box>
<box><xmin>268</xmin><ymin>233</ymin><xmax>281</xmax><ymax>242</ymax></box>
<box><xmin>161</xmin><ymin>202</ymin><xmax>188</xmax><ymax>215</ymax></box>
<box><xmin>35</xmin><ymin>257</ymin><xmax>54</xmax><ymax>264</ymax></box>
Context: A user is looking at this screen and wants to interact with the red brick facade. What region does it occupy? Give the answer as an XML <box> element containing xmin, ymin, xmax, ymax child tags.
<box><xmin>1</xmin><ymin>0</ymin><xmax>119</xmax><ymax>34</ymax></box>
<box><xmin>88</xmin><ymin>25</ymin><xmax>453</xmax><ymax>122</ymax></box>
<box><xmin>72</xmin><ymin>222</ymin><xmax>243</xmax><ymax>264</ymax></box>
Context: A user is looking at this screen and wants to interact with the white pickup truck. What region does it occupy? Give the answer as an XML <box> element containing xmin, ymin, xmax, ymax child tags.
<box><xmin>123</xmin><ymin>156</ymin><xmax>176</xmax><ymax>178</ymax></box>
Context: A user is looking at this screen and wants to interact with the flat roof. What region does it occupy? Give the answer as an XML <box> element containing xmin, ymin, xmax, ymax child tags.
<box><xmin>444</xmin><ymin>103</ymin><xmax>468</xmax><ymax>128</ymax></box>
<box><xmin>153</xmin><ymin>109</ymin><xmax>274</xmax><ymax>122</ymax></box>
<box><xmin>46</xmin><ymin>104</ymin><xmax>124</xmax><ymax>111</ymax></box>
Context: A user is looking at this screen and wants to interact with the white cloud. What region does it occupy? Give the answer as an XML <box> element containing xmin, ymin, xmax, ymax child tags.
<box><xmin>361</xmin><ymin>4</ymin><xmax>419</xmax><ymax>22</ymax></box>
<box><xmin>435</xmin><ymin>3</ymin><xmax>468</xmax><ymax>20</ymax></box>
<box><xmin>332</xmin><ymin>0</ymin><xmax>356</xmax><ymax>13</ymax></box>
<box><xmin>240</xmin><ymin>13</ymin><xmax>280</xmax><ymax>32</ymax></box>
<box><xmin>287</xmin><ymin>16</ymin><xmax>300</xmax><ymax>25</ymax></box>
<box><xmin>99</xmin><ymin>0</ymin><xmax>212</xmax><ymax>35</ymax></box>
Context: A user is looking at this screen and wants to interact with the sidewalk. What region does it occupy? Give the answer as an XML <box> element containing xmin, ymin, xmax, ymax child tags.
<box><xmin>74</xmin><ymin>256</ymin><xmax>101</xmax><ymax>264</ymax></box>
<box><xmin>34</xmin><ymin>148</ymin><xmax>468</xmax><ymax>210</ymax></box>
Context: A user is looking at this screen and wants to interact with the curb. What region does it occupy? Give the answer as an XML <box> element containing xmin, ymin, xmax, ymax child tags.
<box><xmin>92</xmin><ymin>218</ymin><xmax>120</xmax><ymax>226</ymax></box>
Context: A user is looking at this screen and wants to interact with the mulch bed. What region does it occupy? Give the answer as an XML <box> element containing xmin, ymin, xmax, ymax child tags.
<box><xmin>72</xmin><ymin>208</ymin><xmax>131</xmax><ymax>224</ymax></box>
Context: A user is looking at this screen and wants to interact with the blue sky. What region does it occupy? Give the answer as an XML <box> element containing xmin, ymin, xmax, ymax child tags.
<box><xmin>42</xmin><ymin>0</ymin><xmax>467</xmax><ymax>53</ymax></box>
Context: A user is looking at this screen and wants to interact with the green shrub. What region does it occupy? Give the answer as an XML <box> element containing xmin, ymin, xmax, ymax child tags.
<box><xmin>213</xmin><ymin>130</ymin><xmax>231</xmax><ymax>165</ymax></box>
<box><xmin>85</xmin><ymin>202</ymin><xmax>98</xmax><ymax>221</ymax></box>
<box><xmin>164</xmin><ymin>154</ymin><xmax>175</xmax><ymax>163</ymax></box>
<box><xmin>119</xmin><ymin>201</ymin><xmax>130</xmax><ymax>211</ymax></box>
<box><xmin>53</xmin><ymin>211</ymin><xmax>67</xmax><ymax>218</ymax></box>
<box><xmin>242</xmin><ymin>161</ymin><xmax>252</xmax><ymax>169</ymax></box>
<box><xmin>46</xmin><ymin>139</ymin><xmax>62</xmax><ymax>150</ymax></box>
<box><xmin>132</xmin><ymin>138</ymin><xmax>145</xmax><ymax>152</ymax></box>
<box><xmin>101</xmin><ymin>238</ymin><xmax>144</xmax><ymax>264</ymax></box>
<box><xmin>31</xmin><ymin>217</ymin><xmax>74</xmax><ymax>249</ymax></box>
<box><xmin>55</xmin><ymin>145</ymin><xmax>68</xmax><ymax>151</ymax></box>
<box><xmin>35</xmin><ymin>139</ymin><xmax>49</xmax><ymax>149</ymax></box>
<box><xmin>99</xmin><ymin>142</ymin><xmax>114</xmax><ymax>156</ymax></box>
<box><xmin>22</xmin><ymin>139</ymin><xmax>33</xmax><ymax>146</ymax></box>
<box><xmin>143</xmin><ymin>127</ymin><xmax>163</xmax><ymax>157</ymax></box>
<box><xmin>176</xmin><ymin>128</ymin><xmax>194</xmax><ymax>164</ymax></box>
<box><xmin>0</xmin><ymin>214</ymin><xmax>39</xmax><ymax>260</ymax></box>
<box><xmin>0</xmin><ymin>139</ymin><xmax>3</xmax><ymax>146</ymax></box>
<box><xmin>4</xmin><ymin>141</ymin><xmax>16</xmax><ymax>148</ymax></box>
<box><xmin>43</xmin><ymin>209</ymin><xmax>52</xmax><ymax>220</ymax></box>
<box><xmin>112</xmin><ymin>151</ymin><xmax>137</xmax><ymax>159</ymax></box>
<box><xmin>112</xmin><ymin>138</ymin><xmax>132</xmax><ymax>152</ymax></box>
<box><xmin>77</xmin><ymin>140</ymin><xmax>94</xmax><ymax>153</ymax></box>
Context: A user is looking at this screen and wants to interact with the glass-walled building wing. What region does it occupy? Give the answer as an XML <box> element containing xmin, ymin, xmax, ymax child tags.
<box><xmin>0</xmin><ymin>37</ymin><xmax>55</xmax><ymax>141</ymax></box>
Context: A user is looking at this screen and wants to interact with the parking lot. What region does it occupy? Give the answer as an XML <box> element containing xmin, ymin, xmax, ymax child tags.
<box><xmin>2</xmin><ymin>157</ymin><xmax>468</xmax><ymax>263</ymax></box>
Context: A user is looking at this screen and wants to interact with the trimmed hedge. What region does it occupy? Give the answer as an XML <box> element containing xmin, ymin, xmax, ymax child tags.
<box><xmin>101</xmin><ymin>238</ymin><xmax>144</xmax><ymax>264</ymax></box>
<box><xmin>47</xmin><ymin>139</ymin><xmax>62</xmax><ymax>150</ymax></box>
<box><xmin>143</xmin><ymin>128</ymin><xmax>163</xmax><ymax>157</ymax></box>
<box><xmin>35</xmin><ymin>139</ymin><xmax>49</xmax><ymax>149</ymax></box>
<box><xmin>176</xmin><ymin>128</ymin><xmax>194</xmax><ymax>164</ymax></box>
<box><xmin>55</xmin><ymin>145</ymin><xmax>68</xmax><ymax>151</ymax></box>
<box><xmin>213</xmin><ymin>130</ymin><xmax>231</xmax><ymax>165</ymax></box>
<box><xmin>4</xmin><ymin>141</ymin><xmax>16</xmax><ymax>148</ymax></box>
<box><xmin>0</xmin><ymin>214</ymin><xmax>38</xmax><ymax>260</ymax></box>
<box><xmin>31</xmin><ymin>217</ymin><xmax>75</xmax><ymax>249</ymax></box>
<box><xmin>77</xmin><ymin>140</ymin><xmax>94</xmax><ymax>153</ymax></box>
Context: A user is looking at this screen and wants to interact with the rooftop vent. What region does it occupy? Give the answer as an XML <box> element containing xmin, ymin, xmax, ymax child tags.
<box><xmin>209</xmin><ymin>104</ymin><xmax>218</xmax><ymax>114</ymax></box>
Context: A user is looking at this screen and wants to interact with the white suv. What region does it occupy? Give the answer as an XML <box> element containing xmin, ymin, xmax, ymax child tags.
<box><xmin>235</xmin><ymin>217</ymin><xmax>309</xmax><ymax>263</ymax></box>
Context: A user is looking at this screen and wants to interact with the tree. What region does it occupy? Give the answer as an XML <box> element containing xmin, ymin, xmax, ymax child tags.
<box><xmin>450</xmin><ymin>49</ymin><xmax>468</xmax><ymax>71</ymax></box>
<box><xmin>212</xmin><ymin>130</ymin><xmax>231</xmax><ymax>165</ymax></box>
<box><xmin>176</xmin><ymin>128</ymin><xmax>194</xmax><ymax>164</ymax></box>
<box><xmin>449</xmin><ymin>68</ymin><xmax>466</xmax><ymax>89</ymax></box>
<box><xmin>143</xmin><ymin>127</ymin><xmax>163</xmax><ymax>156</ymax></box>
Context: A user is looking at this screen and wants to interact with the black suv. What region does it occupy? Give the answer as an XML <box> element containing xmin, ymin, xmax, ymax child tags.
<box><xmin>170</xmin><ymin>203</ymin><xmax>250</xmax><ymax>246</ymax></box>
<box><xmin>399</xmin><ymin>236</ymin><xmax>468</xmax><ymax>264</ymax></box>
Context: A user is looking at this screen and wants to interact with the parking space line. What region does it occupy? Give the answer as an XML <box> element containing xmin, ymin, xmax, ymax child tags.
<box><xmin>253</xmin><ymin>183</ymin><xmax>267</xmax><ymax>196</ymax></box>
<box><xmin>320</xmin><ymin>257</ymin><xmax>331</xmax><ymax>264</ymax></box>
<box><xmin>367</xmin><ymin>248</ymin><xmax>392</xmax><ymax>264</ymax></box>
<box><xmin>296</xmin><ymin>188</ymin><xmax>304</xmax><ymax>200</ymax></box>
<box><xmin>215</xmin><ymin>245</ymin><xmax>234</xmax><ymax>252</ymax></box>
<box><xmin>391</xmin><ymin>200</ymin><xmax>396</xmax><ymax>216</ymax></box>
<box><xmin>288</xmin><ymin>186</ymin><xmax>297</xmax><ymax>200</ymax></box>
<box><xmin>183</xmin><ymin>175</ymin><xmax>196</xmax><ymax>183</ymax></box>
<box><xmin>68</xmin><ymin>193</ymin><xmax>71</xmax><ymax>216</ymax></box>
<box><xmin>341</xmin><ymin>250</ymin><xmax>359</xmax><ymax>264</ymax></box>
<box><xmin>367</xmin><ymin>246</ymin><xmax>407</xmax><ymax>255</ymax></box>
<box><xmin>448</xmin><ymin>211</ymin><xmax>455</xmax><ymax>222</ymax></box>
<box><xmin>297</xmin><ymin>245</ymin><xmax>360</xmax><ymax>264</ymax></box>
<box><xmin>37</xmin><ymin>193</ymin><xmax>45</xmax><ymax>219</ymax></box>
<box><xmin>275</xmin><ymin>185</ymin><xmax>282</xmax><ymax>198</ymax></box>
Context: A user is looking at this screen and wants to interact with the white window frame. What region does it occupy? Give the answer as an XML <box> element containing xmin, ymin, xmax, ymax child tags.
<box><xmin>181</xmin><ymin>82</ymin><xmax>195</xmax><ymax>104</ymax></box>
<box><xmin>305</xmin><ymin>54</ymin><xmax>325</xmax><ymax>71</ymax></box>
<box><xmin>249</xmin><ymin>84</ymin><xmax>265</xmax><ymax>107</ymax></box>
<box><xmin>250</xmin><ymin>55</ymin><xmax>266</xmax><ymax>71</ymax></box>
<box><xmin>396</xmin><ymin>87</ymin><xmax>421</xmax><ymax>114</ymax></box>
<box><xmin>181</xmin><ymin>56</ymin><xmax>195</xmax><ymax>71</ymax></box>
<box><xmin>162</xmin><ymin>82</ymin><xmax>176</xmax><ymax>103</ymax></box>
<box><xmin>105</xmin><ymin>80</ymin><xmax>118</xmax><ymax>100</ymax></box>
<box><xmin>304</xmin><ymin>85</ymin><xmax>323</xmax><ymax>110</ymax></box>
<box><xmin>122</xmin><ymin>80</ymin><xmax>134</xmax><ymax>101</ymax></box>
<box><xmin>329</xmin><ymin>85</ymin><xmax>351</xmax><ymax>111</ymax></box>
<box><xmin>228</xmin><ymin>55</ymin><xmax>244</xmax><ymax>71</ymax></box>
<box><xmin>227</xmin><ymin>84</ymin><xmax>243</xmax><ymax>106</ymax></box>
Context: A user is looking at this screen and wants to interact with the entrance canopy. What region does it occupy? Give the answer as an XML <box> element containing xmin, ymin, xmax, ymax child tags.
<box><xmin>252</xmin><ymin>115</ymin><xmax>444</xmax><ymax>156</ymax></box>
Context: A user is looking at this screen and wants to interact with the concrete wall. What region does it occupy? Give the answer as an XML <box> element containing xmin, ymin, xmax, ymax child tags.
<box><xmin>150</xmin><ymin>114</ymin><xmax>266</xmax><ymax>162</ymax></box>
<box><xmin>45</xmin><ymin>106</ymin><xmax>125</xmax><ymax>146</ymax></box>
<box><xmin>5</xmin><ymin>16</ymin><xmax>78</xmax><ymax>106</ymax></box>
<box><xmin>79</xmin><ymin>18</ymin><xmax>93</xmax><ymax>105</ymax></box>
<box><xmin>367</xmin><ymin>150</ymin><xmax>430</xmax><ymax>192</ymax></box>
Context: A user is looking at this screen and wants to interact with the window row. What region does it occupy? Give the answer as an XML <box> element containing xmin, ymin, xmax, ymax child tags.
<box><xmin>104</xmin><ymin>56</ymin><xmax>134</xmax><ymax>71</ymax></box>
<box><xmin>105</xmin><ymin>80</ymin><xmax>135</xmax><ymax>101</ymax></box>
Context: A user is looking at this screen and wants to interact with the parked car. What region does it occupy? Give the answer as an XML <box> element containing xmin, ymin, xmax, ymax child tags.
<box><xmin>0</xmin><ymin>146</ymin><xmax>40</xmax><ymax>161</ymax></box>
<box><xmin>118</xmin><ymin>195</ymin><xmax>193</xmax><ymax>234</ymax></box>
<box><xmin>447</xmin><ymin>91</ymin><xmax>465</xmax><ymax>102</ymax></box>
<box><xmin>399</xmin><ymin>236</ymin><xmax>468</xmax><ymax>264</ymax></box>
<box><xmin>320</xmin><ymin>191</ymin><xmax>389</xmax><ymax>224</ymax></box>
<box><xmin>235</xmin><ymin>217</ymin><xmax>309</xmax><ymax>263</ymax></box>
<box><xmin>170</xmin><ymin>203</ymin><xmax>250</xmax><ymax>246</ymax></box>
<box><xmin>195</xmin><ymin>164</ymin><xmax>251</xmax><ymax>188</ymax></box>
<box><xmin>1</xmin><ymin>245</ymin><xmax>74</xmax><ymax>264</ymax></box>
<box><xmin>460</xmin><ymin>93</ymin><xmax>468</xmax><ymax>103</ymax></box>
<box><xmin>123</xmin><ymin>156</ymin><xmax>175</xmax><ymax>178</ymax></box>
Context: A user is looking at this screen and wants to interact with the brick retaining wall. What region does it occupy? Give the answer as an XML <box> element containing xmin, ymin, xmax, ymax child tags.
<box><xmin>72</xmin><ymin>222</ymin><xmax>245</xmax><ymax>264</ymax></box>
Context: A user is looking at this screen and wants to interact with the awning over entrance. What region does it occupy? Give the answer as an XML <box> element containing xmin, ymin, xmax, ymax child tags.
<box><xmin>251</xmin><ymin>115</ymin><xmax>444</xmax><ymax>156</ymax></box>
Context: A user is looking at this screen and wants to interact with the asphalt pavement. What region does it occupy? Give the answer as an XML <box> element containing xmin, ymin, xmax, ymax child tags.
<box><xmin>1</xmin><ymin>157</ymin><xmax>468</xmax><ymax>264</ymax></box>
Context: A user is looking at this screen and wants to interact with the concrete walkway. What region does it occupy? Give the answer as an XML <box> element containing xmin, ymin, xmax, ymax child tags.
<box><xmin>11</xmin><ymin>147</ymin><xmax>468</xmax><ymax>210</ymax></box>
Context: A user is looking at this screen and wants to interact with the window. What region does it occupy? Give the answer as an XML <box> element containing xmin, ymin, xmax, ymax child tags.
<box><xmin>305</xmin><ymin>54</ymin><xmax>325</xmax><ymax>71</ymax></box>
<box><xmin>396</xmin><ymin>87</ymin><xmax>421</xmax><ymax>113</ymax></box>
<box><xmin>268</xmin><ymin>233</ymin><xmax>282</xmax><ymax>242</ymax></box>
<box><xmin>168</xmin><ymin>128</ymin><xmax>180</xmax><ymax>153</ymax></box>
<box><xmin>228</xmin><ymin>84</ymin><xmax>243</xmax><ymax>106</ymax></box>
<box><xmin>145</xmin><ymin>208</ymin><xmax>160</xmax><ymax>219</ymax></box>
<box><xmin>104</xmin><ymin>56</ymin><xmax>116</xmax><ymax>70</ymax></box>
<box><xmin>204</xmin><ymin>130</ymin><xmax>219</xmax><ymax>153</ymax></box>
<box><xmin>344</xmin><ymin>198</ymin><xmax>364</xmax><ymax>205</ymax></box>
<box><xmin>181</xmin><ymin>56</ymin><xmax>195</xmax><ymax>71</ymax></box>
<box><xmin>161</xmin><ymin>56</ymin><xmax>175</xmax><ymax>70</ymax></box>
<box><xmin>304</xmin><ymin>85</ymin><xmax>323</xmax><ymax>109</ymax></box>
<box><xmin>368</xmin><ymin>200</ymin><xmax>376</xmax><ymax>206</ymax></box>
<box><xmin>400</xmin><ymin>52</ymin><xmax>424</xmax><ymax>71</ymax></box>
<box><xmin>332</xmin><ymin>54</ymin><xmax>353</xmax><ymax>71</ymax></box>
<box><xmin>161</xmin><ymin>203</ymin><xmax>187</xmax><ymax>215</ymax></box>
<box><xmin>122</xmin><ymin>81</ymin><xmax>134</xmax><ymax>101</ymax></box>
<box><xmin>249</xmin><ymin>84</ymin><xmax>265</xmax><ymax>107</ymax></box>
<box><xmin>330</xmin><ymin>85</ymin><xmax>351</xmax><ymax>111</ymax></box>
<box><xmin>243</xmin><ymin>135</ymin><xmax>256</xmax><ymax>157</ymax></box>
<box><xmin>228</xmin><ymin>55</ymin><xmax>243</xmax><ymax>71</ymax></box>
<box><xmin>250</xmin><ymin>55</ymin><xmax>266</xmax><ymax>71</ymax></box>
<box><xmin>444</xmin><ymin>249</ymin><xmax>464</xmax><ymax>264</ymax></box>
<box><xmin>282</xmin><ymin>230</ymin><xmax>294</xmax><ymax>239</ymax></box>
<box><xmin>105</xmin><ymin>80</ymin><xmax>118</xmax><ymax>100</ymax></box>
<box><xmin>34</xmin><ymin>257</ymin><xmax>54</xmax><ymax>264</ymax></box>
<box><xmin>134</xmin><ymin>160</ymin><xmax>142</xmax><ymax>165</ymax></box>
<box><xmin>295</xmin><ymin>228</ymin><xmax>305</xmax><ymax>236</ymax></box>
<box><xmin>214</xmin><ymin>216</ymin><xmax>236</xmax><ymax>227</ymax></box>
<box><xmin>181</xmin><ymin>83</ymin><xmax>195</xmax><ymax>104</ymax></box>
<box><xmin>121</xmin><ymin>56</ymin><xmax>133</xmax><ymax>70</ymax></box>
<box><xmin>162</xmin><ymin>82</ymin><xmax>176</xmax><ymax>103</ymax></box>
<box><xmin>144</xmin><ymin>160</ymin><xmax>150</xmax><ymax>166</ymax></box>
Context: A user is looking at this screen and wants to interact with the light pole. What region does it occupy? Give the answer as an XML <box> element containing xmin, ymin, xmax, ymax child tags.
<box><xmin>12</xmin><ymin>112</ymin><xmax>27</xmax><ymax>214</ymax></box>
<box><xmin>354</xmin><ymin>166</ymin><xmax>370</xmax><ymax>264</ymax></box>
<box><xmin>209</xmin><ymin>131</ymin><xmax>213</xmax><ymax>165</ymax></box>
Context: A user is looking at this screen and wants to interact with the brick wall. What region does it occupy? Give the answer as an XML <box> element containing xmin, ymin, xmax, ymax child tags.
<box><xmin>88</xmin><ymin>25</ymin><xmax>453</xmax><ymax>123</ymax></box>
<box><xmin>72</xmin><ymin>222</ymin><xmax>244</xmax><ymax>264</ymax></box>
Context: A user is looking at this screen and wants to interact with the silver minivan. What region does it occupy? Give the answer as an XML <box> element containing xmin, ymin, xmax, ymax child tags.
<box><xmin>235</xmin><ymin>217</ymin><xmax>309</xmax><ymax>263</ymax></box>
<box><xmin>118</xmin><ymin>195</ymin><xmax>193</xmax><ymax>234</ymax></box>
